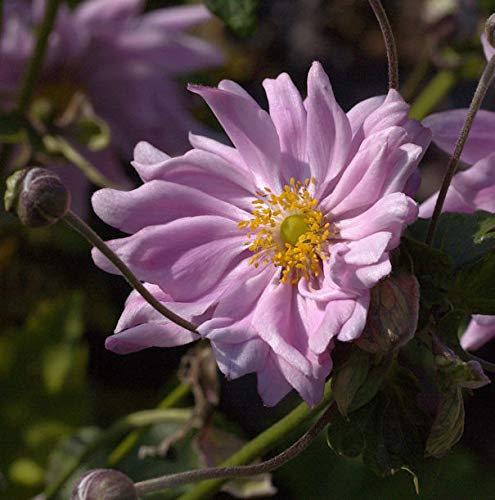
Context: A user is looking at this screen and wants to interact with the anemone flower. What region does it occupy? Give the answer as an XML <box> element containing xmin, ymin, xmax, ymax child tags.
<box><xmin>93</xmin><ymin>62</ymin><xmax>431</xmax><ymax>406</ymax></box>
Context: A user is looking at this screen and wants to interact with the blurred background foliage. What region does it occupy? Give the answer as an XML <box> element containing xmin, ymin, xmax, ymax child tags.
<box><xmin>1</xmin><ymin>0</ymin><xmax>495</xmax><ymax>498</ymax></box>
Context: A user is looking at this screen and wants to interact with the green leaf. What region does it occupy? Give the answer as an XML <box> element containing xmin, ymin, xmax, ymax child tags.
<box><xmin>326</xmin><ymin>407</ymin><xmax>365</xmax><ymax>458</ymax></box>
<box><xmin>409</xmin><ymin>211</ymin><xmax>495</xmax><ymax>267</ymax></box>
<box><xmin>402</xmin><ymin>237</ymin><xmax>453</xmax><ymax>307</ymax></box>
<box><xmin>331</xmin><ymin>347</ymin><xmax>392</xmax><ymax>416</ymax></box>
<box><xmin>204</xmin><ymin>0</ymin><xmax>261</xmax><ymax>36</ymax></box>
<box><xmin>425</xmin><ymin>387</ymin><xmax>464</xmax><ymax>458</ymax></box>
<box><xmin>454</xmin><ymin>251</ymin><xmax>495</xmax><ymax>314</ymax></box>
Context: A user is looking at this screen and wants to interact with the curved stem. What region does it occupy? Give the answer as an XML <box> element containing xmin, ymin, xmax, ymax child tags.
<box><xmin>43</xmin><ymin>408</ymin><xmax>192</xmax><ymax>500</ymax></box>
<box><xmin>368</xmin><ymin>0</ymin><xmax>399</xmax><ymax>90</ymax></box>
<box><xmin>178</xmin><ymin>382</ymin><xmax>333</xmax><ymax>500</ymax></box>
<box><xmin>17</xmin><ymin>0</ymin><xmax>61</xmax><ymax>113</ymax></box>
<box><xmin>135</xmin><ymin>402</ymin><xmax>333</xmax><ymax>496</ymax></box>
<box><xmin>62</xmin><ymin>211</ymin><xmax>199</xmax><ymax>334</ymax></box>
<box><xmin>425</xmin><ymin>55</ymin><xmax>495</xmax><ymax>245</ymax></box>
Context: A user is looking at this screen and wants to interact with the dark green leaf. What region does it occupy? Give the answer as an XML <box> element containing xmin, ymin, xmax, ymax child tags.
<box><xmin>425</xmin><ymin>387</ymin><xmax>464</xmax><ymax>458</ymax></box>
<box><xmin>71</xmin><ymin>117</ymin><xmax>110</xmax><ymax>151</ymax></box>
<box><xmin>204</xmin><ymin>0</ymin><xmax>261</xmax><ymax>36</ymax></box>
<box><xmin>326</xmin><ymin>407</ymin><xmax>365</xmax><ymax>458</ymax></box>
<box><xmin>454</xmin><ymin>251</ymin><xmax>495</xmax><ymax>314</ymax></box>
<box><xmin>409</xmin><ymin>211</ymin><xmax>495</xmax><ymax>267</ymax></box>
<box><xmin>402</xmin><ymin>237</ymin><xmax>453</xmax><ymax>310</ymax></box>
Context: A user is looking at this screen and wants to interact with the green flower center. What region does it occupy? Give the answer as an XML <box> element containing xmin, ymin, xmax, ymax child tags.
<box><xmin>280</xmin><ymin>214</ymin><xmax>309</xmax><ymax>246</ymax></box>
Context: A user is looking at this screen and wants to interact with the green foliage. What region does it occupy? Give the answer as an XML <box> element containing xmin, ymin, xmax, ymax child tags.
<box><xmin>0</xmin><ymin>112</ymin><xmax>28</xmax><ymax>143</ymax></box>
<box><xmin>328</xmin><ymin>365</ymin><xmax>431</xmax><ymax>483</ymax></box>
<box><xmin>204</xmin><ymin>0</ymin><xmax>260</xmax><ymax>36</ymax></box>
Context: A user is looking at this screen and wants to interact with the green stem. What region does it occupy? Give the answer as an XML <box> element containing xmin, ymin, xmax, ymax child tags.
<box><xmin>62</xmin><ymin>211</ymin><xmax>199</xmax><ymax>334</ymax></box>
<box><xmin>178</xmin><ymin>382</ymin><xmax>333</xmax><ymax>500</ymax></box>
<box><xmin>17</xmin><ymin>0</ymin><xmax>61</xmax><ymax>114</ymax></box>
<box><xmin>135</xmin><ymin>402</ymin><xmax>334</xmax><ymax>496</ymax></box>
<box><xmin>43</xmin><ymin>407</ymin><xmax>192</xmax><ymax>499</ymax></box>
<box><xmin>408</xmin><ymin>70</ymin><xmax>456</xmax><ymax>120</ymax></box>
<box><xmin>107</xmin><ymin>382</ymin><xmax>190</xmax><ymax>467</ymax></box>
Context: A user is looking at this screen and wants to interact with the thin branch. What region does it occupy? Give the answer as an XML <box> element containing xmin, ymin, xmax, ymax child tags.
<box><xmin>425</xmin><ymin>54</ymin><xmax>495</xmax><ymax>245</ymax></box>
<box><xmin>62</xmin><ymin>210</ymin><xmax>199</xmax><ymax>335</ymax></box>
<box><xmin>134</xmin><ymin>403</ymin><xmax>334</xmax><ymax>496</ymax></box>
<box><xmin>368</xmin><ymin>0</ymin><xmax>399</xmax><ymax>90</ymax></box>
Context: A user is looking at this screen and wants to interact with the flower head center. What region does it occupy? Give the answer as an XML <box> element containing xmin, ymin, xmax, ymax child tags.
<box><xmin>238</xmin><ymin>178</ymin><xmax>333</xmax><ymax>285</ymax></box>
<box><xmin>280</xmin><ymin>214</ymin><xmax>309</xmax><ymax>246</ymax></box>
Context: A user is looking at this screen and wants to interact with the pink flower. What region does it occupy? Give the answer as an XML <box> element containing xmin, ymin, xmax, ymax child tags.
<box><xmin>1</xmin><ymin>0</ymin><xmax>222</xmax><ymax>212</ymax></box>
<box><xmin>420</xmin><ymin>35</ymin><xmax>495</xmax><ymax>351</ymax></box>
<box><xmin>93</xmin><ymin>62</ymin><xmax>430</xmax><ymax>406</ymax></box>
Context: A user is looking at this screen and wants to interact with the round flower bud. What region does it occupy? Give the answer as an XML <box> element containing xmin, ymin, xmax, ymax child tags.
<box><xmin>4</xmin><ymin>167</ymin><xmax>71</xmax><ymax>228</ymax></box>
<box><xmin>71</xmin><ymin>469</ymin><xmax>137</xmax><ymax>500</ymax></box>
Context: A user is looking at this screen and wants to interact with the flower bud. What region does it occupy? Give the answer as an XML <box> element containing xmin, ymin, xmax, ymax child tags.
<box><xmin>71</xmin><ymin>469</ymin><xmax>137</xmax><ymax>500</ymax></box>
<box><xmin>4</xmin><ymin>167</ymin><xmax>70</xmax><ymax>228</ymax></box>
<box><xmin>356</xmin><ymin>272</ymin><xmax>419</xmax><ymax>354</ymax></box>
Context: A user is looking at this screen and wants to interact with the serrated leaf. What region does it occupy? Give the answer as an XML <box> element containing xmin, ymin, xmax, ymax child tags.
<box><xmin>204</xmin><ymin>0</ymin><xmax>260</xmax><ymax>36</ymax></box>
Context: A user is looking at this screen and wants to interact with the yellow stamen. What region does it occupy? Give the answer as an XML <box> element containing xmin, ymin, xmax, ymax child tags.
<box><xmin>238</xmin><ymin>178</ymin><xmax>335</xmax><ymax>284</ymax></box>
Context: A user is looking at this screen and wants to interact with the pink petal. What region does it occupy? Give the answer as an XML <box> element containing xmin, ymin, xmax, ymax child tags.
<box><xmin>188</xmin><ymin>83</ymin><xmax>282</xmax><ymax>189</ymax></box>
<box><xmin>257</xmin><ymin>352</ymin><xmax>293</xmax><ymax>406</ymax></box>
<box><xmin>140</xmin><ymin>5</ymin><xmax>213</xmax><ymax>31</ymax></box>
<box><xmin>310</xmin><ymin>294</ymin><xmax>370</xmax><ymax>353</ymax></box>
<box><xmin>423</xmin><ymin>109</ymin><xmax>495</xmax><ymax>165</ymax></box>
<box><xmin>337</xmin><ymin>193</ymin><xmax>418</xmax><ymax>248</ymax></box>
<box><xmin>419</xmin><ymin>153</ymin><xmax>495</xmax><ymax>217</ymax></box>
<box><xmin>306</xmin><ymin>62</ymin><xmax>351</xmax><ymax>193</ymax></box>
<box><xmin>262</xmin><ymin>73</ymin><xmax>309</xmax><ymax>181</ymax></box>
<box><xmin>461</xmin><ymin>315</ymin><xmax>495</xmax><ymax>351</ymax></box>
<box><xmin>132</xmin><ymin>142</ymin><xmax>171</xmax><ymax>181</ymax></box>
<box><xmin>75</xmin><ymin>0</ymin><xmax>142</xmax><ymax>30</ymax></box>
<box><xmin>92</xmin><ymin>180</ymin><xmax>247</xmax><ymax>234</ymax></box>
<box><xmin>92</xmin><ymin>216</ymin><xmax>248</xmax><ymax>301</ymax></box>
<box><xmin>189</xmin><ymin>133</ymin><xmax>245</xmax><ymax>170</ymax></box>
<box><xmin>106</xmin><ymin>284</ymin><xmax>201</xmax><ymax>354</ymax></box>
<box><xmin>323</xmin><ymin>126</ymin><xmax>408</xmax><ymax>216</ymax></box>
<box><xmin>482</xmin><ymin>33</ymin><xmax>495</xmax><ymax>61</ymax></box>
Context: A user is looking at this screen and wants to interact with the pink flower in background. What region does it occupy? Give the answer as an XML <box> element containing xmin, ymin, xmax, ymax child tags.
<box><xmin>93</xmin><ymin>62</ymin><xmax>430</xmax><ymax>406</ymax></box>
<box><xmin>420</xmin><ymin>35</ymin><xmax>495</xmax><ymax>351</ymax></box>
<box><xmin>1</xmin><ymin>0</ymin><xmax>223</xmax><ymax>211</ymax></box>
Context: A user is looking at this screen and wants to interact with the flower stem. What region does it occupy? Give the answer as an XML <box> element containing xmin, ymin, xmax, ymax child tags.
<box><xmin>368</xmin><ymin>0</ymin><xmax>399</xmax><ymax>90</ymax></box>
<box><xmin>176</xmin><ymin>382</ymin><xmax>333</xmax><ymax>500</ymax></box>
<box><xmin>107</xmin><ymin>382</ymin><xmax>190</xmax><ymax>467</ymax></box>
<box><xmin>425</xmin><ymin>54</ymin><xmax>495</xmax><ymax>245</ymax></box>
<box><xmin>17</xmin><ymin>0</ymin><xmax>61</xmax><ymax>113</ymax></box>
<box><xmin>43</xmin><ymin>407</ymin><xmax>193</xmax><ymax>500</ymax></box>
<box><xmin>135</xmin><ymin>401</ymin><xmax>334</xmax><ymax>496</ymax></box>
<box><xmin>62</xmin><ymin>210</ymin><xmax>199</xmax><ymax>334</ymax></box>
